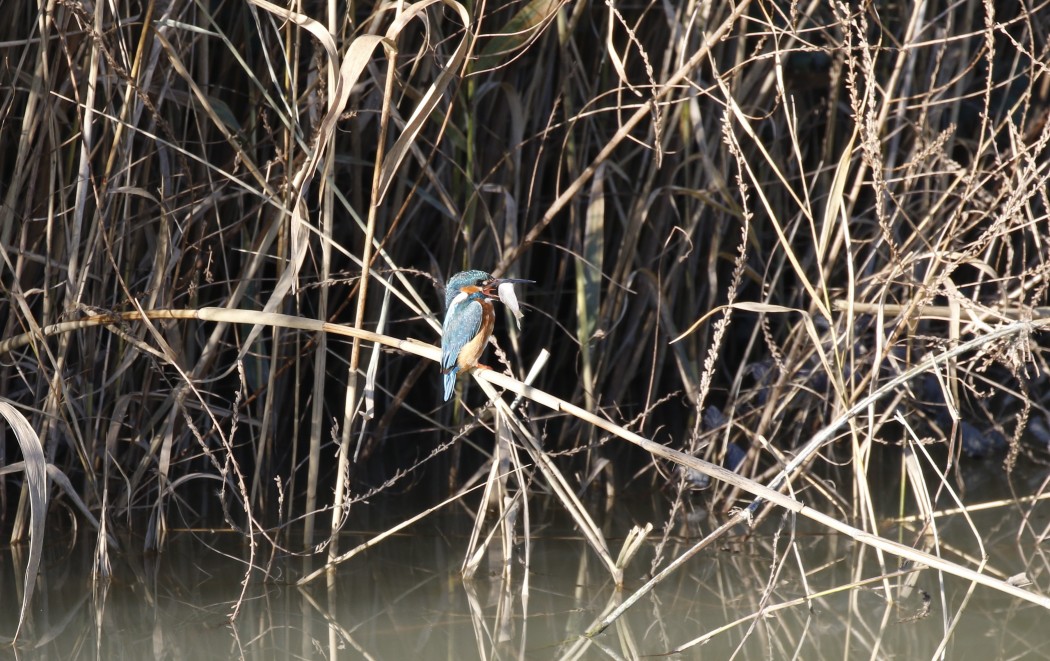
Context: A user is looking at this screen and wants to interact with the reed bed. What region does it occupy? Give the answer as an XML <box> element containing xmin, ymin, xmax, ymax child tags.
<box><xmin>2</xmin><ymin>0</ymin><xmax>1050</xmax><ymax>652</ymax></box>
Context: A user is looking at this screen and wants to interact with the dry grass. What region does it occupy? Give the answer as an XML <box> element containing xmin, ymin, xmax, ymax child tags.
<box><xmin>2</xmin><ymin>0</ymin><xmax>1050</xmax><ymax>652</ymax></box>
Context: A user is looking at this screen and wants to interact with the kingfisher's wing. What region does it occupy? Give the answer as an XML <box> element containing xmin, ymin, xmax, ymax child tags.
<box><xmin>442</xmin><ymin>300</ymin><xmax>483</xmax><ymax>370</ymax></box>
<box><xmin>441</xmin><ymin>299</ymin><xmax>483</xmax><ymax>400</ymax></box>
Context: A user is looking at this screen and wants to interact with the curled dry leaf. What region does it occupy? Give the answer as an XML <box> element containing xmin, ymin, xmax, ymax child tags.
<box><xmin>498</xmin><ymin>282</ymin><xmax>525</xmax><ymax>329</ymax></box>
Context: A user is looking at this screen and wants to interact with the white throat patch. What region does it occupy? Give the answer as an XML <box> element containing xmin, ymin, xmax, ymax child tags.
<box><xmin>447</xmin><ymin>290</ymin><xmax>470</xmax><ymax>314</ymax></box>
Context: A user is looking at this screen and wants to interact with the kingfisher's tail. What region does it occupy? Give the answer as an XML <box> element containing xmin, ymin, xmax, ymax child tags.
<box><xmin>442</xmin><ymin>367</ymin><xmax>459</xmax><ymax>401</ymax></box>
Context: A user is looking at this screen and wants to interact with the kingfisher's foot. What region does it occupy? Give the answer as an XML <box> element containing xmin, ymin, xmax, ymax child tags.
<box><xmin>475</xmin><ymin>363</ymin><xmax>492</xmax><ymax>371</ymax></box>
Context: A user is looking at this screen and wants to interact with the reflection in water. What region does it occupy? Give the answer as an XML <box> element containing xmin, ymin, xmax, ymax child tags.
<box><xmin>1</xmin><ymin>479</ymin><xmax>1048</xmax><ymax>659</ymax></box>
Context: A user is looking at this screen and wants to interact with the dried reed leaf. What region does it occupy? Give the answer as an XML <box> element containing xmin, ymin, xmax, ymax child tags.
<box><xmin>0</xmin><ymin>399</ymin><xmax>48</xmax><ymax>641</ymax></box>
<box><xmin>376</xmin><ymin>0</ymin><xmax>472</xmax><ymax>202</ymax></box>
<box><xmin>820</xmin><ymin>128</ymin><xmax>857</xmax><ymax>260</ymax></box>
<box><xmin>475</xmin><ymin>0</ymin><xmax>562</xmax><ymax>73</ymax></box>
<box><xmin>576</xmin><ymin>162</ymin><xmax>605</xmax><ymax>406</ymax></box>
<box><xmin>497</xmin><ymin>281</ymin><xmax>525</xmax><ymax>328</ymax></box>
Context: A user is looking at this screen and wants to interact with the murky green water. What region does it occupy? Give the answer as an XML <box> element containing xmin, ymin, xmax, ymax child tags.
<box><xmin>3</xmin><ymin>461</ymin><xmax>1050</xmax><ymax>659</ymax></box>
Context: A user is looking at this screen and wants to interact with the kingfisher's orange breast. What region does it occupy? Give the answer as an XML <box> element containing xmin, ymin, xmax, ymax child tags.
<box><xmin>456</xmin><ymin>300</ymin><xmax>495</xmax><ymax>370</ymax></box>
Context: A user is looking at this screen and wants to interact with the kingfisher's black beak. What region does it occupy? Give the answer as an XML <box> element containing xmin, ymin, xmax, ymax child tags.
<box><xmin>482</xmin><ymin>277</ymin><xmax>533</xmax><ymax>295</ymax></box>
<box><xmin>490</xmin><ymin>277</ymin><xmax>533</xmax><ymax>286</ymax></box>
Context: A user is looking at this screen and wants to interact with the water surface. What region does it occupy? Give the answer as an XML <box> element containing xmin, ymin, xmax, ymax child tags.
<box><xmin>3</xmin><ymin>464</ymin><xmax>1049</xmax><ymax>659</ymax></box>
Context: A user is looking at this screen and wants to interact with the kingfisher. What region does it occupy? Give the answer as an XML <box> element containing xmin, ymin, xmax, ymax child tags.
<box><xmin>441</xmin><ymin>270</ymin><xmax>531</xmax><ymax>401</ymax></box>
